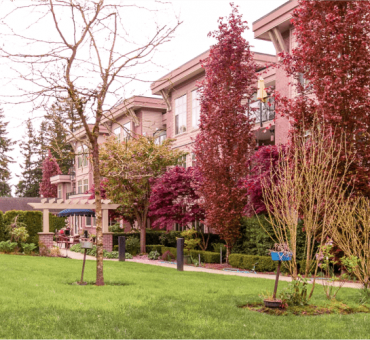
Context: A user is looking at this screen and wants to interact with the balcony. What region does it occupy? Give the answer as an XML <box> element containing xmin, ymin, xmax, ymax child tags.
<box><xmin>66</xmin><ymin>192</ymin><xmax>76</xmax><ymax>199</ymax></box>
<box><xmin>248</xmin><ymin>97</ymin><xmax>275</xmax><ymax>126</ymax></box>
<box><xmin>50</xmin><ymin>174</ymin><xmax>72</xmax><ymax>185</ymax></box>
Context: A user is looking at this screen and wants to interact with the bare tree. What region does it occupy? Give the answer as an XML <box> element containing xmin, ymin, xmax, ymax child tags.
<box><xmin>261</xmin><ymin>120</ymin><xmax>352</xmax><ymax>297</ymax></box>
<box><xmin>0</xmin><ymin>0</ymin><xmax>180</xmax><ymax>285</ymax></box>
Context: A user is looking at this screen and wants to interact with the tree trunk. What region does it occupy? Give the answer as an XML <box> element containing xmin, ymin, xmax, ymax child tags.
<box><xmin>92</xmin><ymin>140</ymin><xmax>104</xmax><ymax>286</ymax></box>
<box><xmin>140</xmin><ymin>224</ymin><xmax>146</xmax><ymax>254</ymax></box>
<box><xmin>226</xmin><ymin>242</ymin><xmax>230</xmax><ymax>264</ymax></box>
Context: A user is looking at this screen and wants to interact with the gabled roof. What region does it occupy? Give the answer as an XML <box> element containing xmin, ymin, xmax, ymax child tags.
<box><xmin>0</xmin><ymin>197</ymin><xmax>62</xmax><ymax>215</ymax></box>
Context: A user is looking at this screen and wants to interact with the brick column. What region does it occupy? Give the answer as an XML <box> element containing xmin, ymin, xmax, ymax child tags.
<box><xmin>103</xmin><ymin>233</ymin><xmax>113</xmax><ymax>252</ymax></box>
<box><xmin>38</xmin><ymin>232</ymin><xmax>54</xmax><ymax>249</ymax></box>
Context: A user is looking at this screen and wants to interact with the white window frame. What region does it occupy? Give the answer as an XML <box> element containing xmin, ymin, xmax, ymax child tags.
<box><xmin>175</xmin><ymin>95</ymin><xmax>187</xmax><ymax>135</ymax></box>
<box><xmin>86</xmin><ymin>216</ymin><xmax>92</xmax><ymax>227</ymax></box>
<box><xmin>83</xmin><ymin>179</ymin><xmax>88</xmax><ymax>193</ymax></box>
<box><xmin>192</xmin><ymin>90</ymin><xmax>200</xmax><ymax>129</ymax></box>
<box><xmin>77</xmin><ymin>180</ymin><xmax>82</xmax><ymax>194</ymax></box>
<box><xmin>114</xmin><ymin>127</ymin><xmax>121</xmax><ymax>143</ymax></box>
<box><xmin>77</xmin><ymin>147</ymin><xmax>83</xmax><ymax>169</ymax></box>
<box><xmin>178</xmin><ymin>155</ymin><xmax>186</xmax><ymax>168</ymax></box>
<box><xmin>123</xmin><ymin>122</ymin><xmax>131</xmax><ymax>140</ymax></box>
<box><xmin>82</xmin><ymin>146</ymin><xmax>88</xmax><ymax>167</ymax></box>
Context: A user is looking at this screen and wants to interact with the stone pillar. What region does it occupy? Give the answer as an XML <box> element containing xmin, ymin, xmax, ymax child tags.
<box><xmin>38</xmin><ymin>232</ymin><xmax>54</xmax><ymax>249</ymax></box>
<box><xmin>103</xmin><ymin>233</ymin><xmax>113</xmax><ymax>252</ymax></box>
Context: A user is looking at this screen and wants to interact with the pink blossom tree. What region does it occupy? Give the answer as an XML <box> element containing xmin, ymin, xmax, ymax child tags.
<box><xmin>39</xmin><ymin>150</ymin><xmax>62</xmax><ymax>198</ymax></box>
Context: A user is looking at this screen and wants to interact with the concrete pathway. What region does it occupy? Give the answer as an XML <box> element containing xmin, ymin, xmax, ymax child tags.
<box><xmin>59</xmin><ymin>248</ymin><xmax>363</xmax><ymax>289</ymax></box>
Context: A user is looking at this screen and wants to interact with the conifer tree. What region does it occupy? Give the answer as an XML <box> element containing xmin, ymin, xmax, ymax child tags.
<box><xmin>0</xmin><ymin>108</ymin><xmax>15</xmax><ymax>197</ymax></box>
<box><xmin>15</xmin><ymin>119</ymin><xmax>42</xmax><ymax>197</ymax></box>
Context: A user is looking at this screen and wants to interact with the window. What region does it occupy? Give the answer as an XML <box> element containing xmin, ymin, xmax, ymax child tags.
<box><xmin>74</xmin><ymin>215</ymin><xmax>79</xmax><ymax>235</ymax></box>
<box><xmin>83</xmin><ymin>179</ymin><xmax>88</xmax><ymax>193</ymax></box>
<box><xmin>192</xmin><ymin>90</ymin><xmax>200</xmax><ymax>128</ymax></box>
<box><xmin>178</xmin><ymin>155</ymin><xmax>186</xmax><ymax>168</ymax></box>
<box><xmin>154</xmin><ymin>131</ymin><xmax>166</xmax><ymax>145</ymax></box>
<box><xmin>78</xmin><ymin>180</ymin><xmax>82</xmax><ymax>194</ymax></box>
<box><xmin>191</xmin><ymin>153</ymin><xmax>197</xmax><ymax>167</ymax></box>
<box><xmin>58</xmin><ymin>185</ymin><xmax>62</xmax><ymax>199</ymax></box>
<box><xmin>114</xmin><ymin>127</ymin><xmax>121</xmax><ymax>143</ymax></box>
<box><xmin>77</xmin><ymin>147</ymin><xmax>83</xmax><ymax>168</ymax></box>
<box><xmin>86</xmin><ymin>216</ymin><xmax>92</xmax><ymax>227</ymax></box>
<box><xmin>175</xmin><ymin>95</ymin><xmax>187</xmax><ymax>135</ymax></box>
<box><xmin>123</xmin><ymin>122</ymin><xmax>131</xmax><ymax>140</ymax></box>
<box><xmin>82</xmin><ymin>146</ymin><xmax>88</xmax><ymax>167</ymax></box>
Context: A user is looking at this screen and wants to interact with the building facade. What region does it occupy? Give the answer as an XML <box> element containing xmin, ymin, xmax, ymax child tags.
<box><xmin>50</xmin><ymin>0</ymin><xmax>299</xmax><ymax>248</ymax></box>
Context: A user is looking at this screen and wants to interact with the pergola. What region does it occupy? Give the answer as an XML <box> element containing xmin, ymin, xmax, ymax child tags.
<box><xmin>28</xmin><ymin>198</ymin><xmax>120</xmax><ymax>250</ymax></box>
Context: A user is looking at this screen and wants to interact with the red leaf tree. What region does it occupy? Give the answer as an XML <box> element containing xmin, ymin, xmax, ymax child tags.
<box><xmin>194</xmin><ymin>4</ymin><xmax>257</xmax><ymax>260</ymax></box>
<box><xmin>149</xmin><ymin>166</ymin><xmax>205</xmax><ymax>230</ymax></box>
<box><xmin>241</xmin><ymin>145</ymin><xmax>282</xmax><ymax>217</ymax></box>
<box><xmin>39</xmin><ymin>150</ymin><xmax>62</xmax><ymax>198</ymax></box>
<box><xmin>278</xmin><ymin>0</ymin><xmax>370</xmax><ymax>196</ymax></box>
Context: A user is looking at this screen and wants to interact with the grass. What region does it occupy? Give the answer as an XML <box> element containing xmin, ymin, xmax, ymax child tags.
<box><xmin>0</xmin><ymin>255</ymin><xmax>369</xmax><ymax>339</ymax></box>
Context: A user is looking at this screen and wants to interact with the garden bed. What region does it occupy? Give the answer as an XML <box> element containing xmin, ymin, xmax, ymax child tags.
<box><xmin>242</xmin><ymin>301</ymin><xmax>370</xmax><ymax>316</ymax></box>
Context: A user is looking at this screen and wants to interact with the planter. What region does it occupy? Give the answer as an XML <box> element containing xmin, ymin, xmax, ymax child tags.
<box><xmin>270</xmin><ymin>251</ymin><xmax>292</xmax><ymax>261</ymax></box>
<box><xmin>80</xmin><ymin>241</ymin><xmax>93</xmax><ymax>249</ymax></box>
<box><xmin>264</xmin><ymin>299</ymin><xmax>282</xmax><ymax>308</ymax></box>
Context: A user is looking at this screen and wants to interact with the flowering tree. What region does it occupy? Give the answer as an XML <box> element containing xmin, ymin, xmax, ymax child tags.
<box><xmin>39</xmin><ymin>150</ymin><xmax>62</xmax><ymax>198</ymax></box>
<box><xmin>241</xmin><ymin>145</ymin><xmax>282</xmax><ymax>217</ymax></box>
<box><xmin>194</xmin><ymin>4</ymin><xmax>256</xmax><ymax>261</ymax></box>
<box><xmin>100</xmin><ymin>136</ymin><xmax>185</xmax><ymax>253</ymax></box>
<box><xmin>149</xmin><ymin>166</ymin><xmax>207</xmax><ymax>249</ymax></box>
<box><xmin>278</xmin><ymin>0</ymin><xmax>370</xmax><ymax>197</ymax></box>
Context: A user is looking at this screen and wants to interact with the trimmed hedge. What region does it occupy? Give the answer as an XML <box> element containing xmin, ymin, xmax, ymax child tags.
<box><xmin>1</xmin><ymin>210</ymin><xmax>66</xmax><ymax>244</ymax></box>
<box><xmin>146</xmin><ymin>245</ymin><xmax>162</xmax><ymax>254</ymax></box>
<box><xmin>112</xmin><ymin>230</ymin><xmax>166</xmax><ymax>247</ymax></box>
<box><xmin>160</xmin><ymin>246</ymin><xmax>220</xmax><ymax>263</ymax></box>
<box><xmin>229</xmin><ymin>254</ymin><xmax>277</xmax><ymax>272</ymax></box>
<box><xmin>0</xmin><ymin>211</ymin><xmax>4</xmax><ymax>242</ymax></box>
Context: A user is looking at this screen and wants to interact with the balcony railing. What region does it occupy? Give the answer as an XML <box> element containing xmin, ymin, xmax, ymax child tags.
<box><xmin>247</xmin><ymin>97</ymin><xmax>275</xmax><ymax>126</ymax></box>
<box><xmin>66</xmin><ymin>192</ymin><xmax>76</xmax><ymax>199</ymax></box>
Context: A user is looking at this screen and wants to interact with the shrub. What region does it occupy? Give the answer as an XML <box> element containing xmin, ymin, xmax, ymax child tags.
<box><xmin>70</xmin><ymin>244</ymin><xmax>82</xmax><ymax>252</ymax></box>
<box><xmin>49</xmin><ymin>247</ymin><xmax>61</xmax><ymax>257</ymax></box>
<box><xmin>0</xmin><ymin>211</ymin><xmax>4</xmax><ymax>241</ymax></box>
<box><xmin>1</xmin><ymin>210</ymin><xmax>66</xmax><ymax>245</ymax></box>
<box><xmin>125</xmin><ymin>253</ymin><xmax>133</xmax><ymax>259</ymax></box>
<box><xmin>105</xmin><ymin>251</ymin><xmax>119</xmax><ymax>259</ymax></box>
<box><xmin>148</xmin><ymin>250</ymin><xmax>160</xmax><ymax>260</ymax></box>
<box><xmin>0</xmin><ymin>240</ymin><xmax>18</xmax><ymax>253</ymax></box>
<box><xmin>109</xmin><ymin>223</ymin><xmax>122</xmax><ymax>232</ymax></box>
<box><xmin>112</xmin><ymin>230</ymin><xmax>165</xmax><ymax>248</ymax></box>
<box><xmin>189</xmin><ymin>250</ymin><xmax>220</xmax><ymax>264</ymax></box>
<box><xmin>161</xmin><ymin>247</ymin><xmax>177</xmax><ymax>259</ymax></box>
<box><xmin>21</xmin><ymin>243</ymin><xmax>37</xmax><ymax>255</ymax></box>
<box><xmin>159</xmin><ymin>231</ymin><xmax>182</xmax><ymax>247</ymax></box>
<box><xmin>146</xmin><ymin>245</ymin><xmax>162</xmax><ymax>254</ymax></box>
<box><xmin>11</xmin><ymin>227</ymin><xmax>29</xmax><ymax>243</ymax></box>
<box><xmin>39</xmin><ymin>242</ymin><xmax>50</xmax><ymax>256</ymax></box>
<box><xmin>161</xmin><ymin>250</ymin><xmax>175</xmax><ymax>261</ymax></box>
<box><xmin>126</xmin><ymin>237</ymin><xmax>140</xmax><ymax>256</ymax></box>
<box><xmin>229</xmin><ymin>254</ymin><xmax>277</xmax><ymax>272</ymax></box>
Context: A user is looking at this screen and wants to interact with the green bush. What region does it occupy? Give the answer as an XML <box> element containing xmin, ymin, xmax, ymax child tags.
<box><xmin>146</xmin><ymin>245</ymin><xmax>162</xmax><ymax>254</ymax></box>
<box><xmin>112</xmin><ymin>230</ymin><xmax>166</xmax><ymax>248</ymax></box>
<box><xmin>0</xmin><ymin>240</ymin><xmax>18</xmax><ymax>253</ymax></box>
<box><xmin>126</xmin><ymin>237</ymin><xmax>140</xmax><ymax>256</ymax></box>
<box><xmin>0</xmin><ymin>211</ymin><xmax>4</xmax><ymax>241</ymax></box>
<box><xmin>109</xmin><ymin>223</ymin><xmax>122</xmax><ymax>232</ymax></box>
<box><xmin>189</xmin><ymin>250</ymin><xmax>220</xmax><ymax>264</ymax></box>
<box><xmin>21</xmin><ymin>243</ymin><xmax>37</xmax><ymax>255</ymax></box>
<box><xmin>229</xmin><ymin>253</ymin><xmax>277</xmax><ymax>272</ymax></box>
<box><xmin>161</xmin><ymin>247</ymin><xmax>178</xmax><ymax>259</ymax></box>
<box><xmin>125</xmin><ymin>253</ymin><xmax>133</xmax><ymax>259</ymax></box>
<box><xmin>148</xmin><ymin>250</ymin><xmax>160</xmax><ymax>260</ymax></box>
<box><xmin>1</xmin><ymin>210</ymin><xmax>66</xmax><ymax>245</ymax></box>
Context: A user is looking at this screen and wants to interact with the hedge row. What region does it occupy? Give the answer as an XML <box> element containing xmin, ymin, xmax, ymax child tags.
<box><xmin>160</xmin><ymin>246</ymin><xmax>220</xmax><ymax>263</ymax></box>
<box><xmin>112</xmin><ymin>230</ymin><xmax>166</xmax><ymax>247</ymax></box>
<box><xmin>229</xmin><ymin>254</ymin><xmax>277</xmax><ymax>272</ymax></box>
<box><xmin>146</xmin><ymin>245</ymin><xmax>162</xmax><ymax>254</ymax></box>
<box><xmin>0</xmin><ymin>210</ymin><xmax>66</xmax><ymax>245</ymax></box>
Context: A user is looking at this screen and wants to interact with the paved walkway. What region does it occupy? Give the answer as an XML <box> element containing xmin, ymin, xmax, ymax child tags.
<box><xmin>59</xmin><ymin>248</ymin><xmax>363</xmax><ymax>289</ymax></box>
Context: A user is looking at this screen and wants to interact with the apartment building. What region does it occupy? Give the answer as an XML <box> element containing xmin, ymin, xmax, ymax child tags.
<box><xmin>50</xmin><ymin>0</ymin><xmax>298</xmax><ymax>247</ymax></box>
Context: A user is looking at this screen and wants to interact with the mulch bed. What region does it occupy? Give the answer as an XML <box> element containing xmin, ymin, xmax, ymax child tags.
<box><xmin>241</xmin><ymin>302</ymin><xmax>370</xmax><ymax>316</ymax></box>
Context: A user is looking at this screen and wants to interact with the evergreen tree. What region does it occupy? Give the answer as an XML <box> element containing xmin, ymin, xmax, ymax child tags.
<box><xmin>15</xmin><ymin>119</ymin><xmax>42</xmax><ymax>197</ymax></box>
<box><xmin>0</xmin><ymin>108</ymin><xmax>15</xmax><ymax>197</ymax></box>
<box><xmin>42</xmin><ymin>99</ymin><xmax>82</xmax><ymax>174</ymax></box>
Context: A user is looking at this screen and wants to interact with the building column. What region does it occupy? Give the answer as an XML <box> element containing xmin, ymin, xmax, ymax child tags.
<box><xmin>43</xmin><ymin>208</ymin><xmax>49</xmax><ymax>233</ymax></box>
<box><xmin>38</xmin><ymin>233</ymin><xmax>54</xmax><ymax>249</ymax></box>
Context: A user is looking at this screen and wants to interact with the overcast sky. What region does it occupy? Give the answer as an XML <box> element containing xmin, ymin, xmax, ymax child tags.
<box><xmin>1</xmin><ymin>0</ymin><xmax>287</xmax><ymax>195</ymax></box>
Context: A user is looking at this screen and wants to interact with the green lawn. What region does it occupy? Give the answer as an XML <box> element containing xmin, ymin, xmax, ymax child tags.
<box><xmin>0</xmin><ymin>255</ymin><xmax>369</xmax><ymax>339</ymax></box>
